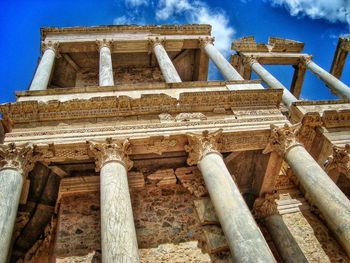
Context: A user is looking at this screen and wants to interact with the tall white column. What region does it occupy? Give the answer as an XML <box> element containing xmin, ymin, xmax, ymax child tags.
<box><xmin>303</xmin><ymin>56</ymin><xmax>350</xmax><ymax>99</ymax></box>
<box><xmin>29</xmin><ymin>41</ymin><xmax>59</xmax><ymax>91</ymax></box>
<box><xmin>185</xmin><ymin>130</ymin><xmax>276</xmax><ymax>263</ymax></box>
<box><xmin>199</xmin><ymin>37</ymin><xmax>243</xmax><ymax>81</ymax></box>
<box><xmin>149</xmin><ymin>38</ymin><xmax>181</xmax><ymax>83</ymax></box>
<box><xmin>97</xmin><ymin>40</ymin><xmax>115</xmax><ymax>87</ymax></box>
<box><xmin>88</xmin><ymin>138</ymin><xmax>139</xmax><ymax>263</ymax></box>
<box><xmin>0</xmin><ymin>143</ymin><xmax>36</xmax><ymax>263</ymax></box>
<box><xmin>264</xmin><ymin>123</ymin><xmax>350</xmax><ymax>257</ymax></box>
<box><xmin>246</xmin><ymin>57</ymin><xmax>298</xmax><ymax>108</ymax></box>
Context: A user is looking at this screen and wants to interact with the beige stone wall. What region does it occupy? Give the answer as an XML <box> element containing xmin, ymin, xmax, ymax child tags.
<box><xmin>75</xmin><ymin>66</ymin><xmax>164</xmax><ymax>87</ymax></box>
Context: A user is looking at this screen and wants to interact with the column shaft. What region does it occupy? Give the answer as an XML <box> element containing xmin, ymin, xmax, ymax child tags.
<box><xmin>153</xmin><ymin>43</ymin><xmax>181</xmax><ymax>83</ymax></box>
<box><xmin>0</xmin><ymin>168</ymin><xmax>24</xmax><ymax>263</ymax></box>
<box><xmin>100</xmin><ymin>161</ymin><xmax>139</xmax><ymax>263</ymax></box>
<box><xmin>29</xmin><ymin>48</ymin><xmax>56</xmax><ymax>91</ymax></box>
<box><xmin>250</xmin><ymin>61</ymin><xmax>298</xmax><ymax>107</ymax></box>
<box><xmin>202</xmin><ymin>42</ymin><xmax>243</xmax><ymax>81</ymax></box>
<box><xmin>306</xmin><ymin>60</ymin><xmax>350</xmax><ymax>98</ymax></box>
<box><xmin>265</xmin><ymin>214</ymin><xmax>308</xmax><ymax>263</ymax></box>
<box><xmin>99</xmin><ymin>46</ymin><xmax>114</xmax><ymax>86</ymax></box>
<box><xmin>198</xmin><ymin>153</ymin><xmax>276</xmax><ymax>263</ymax></box>
<box><xmin>286</xmin><ymin>145</ymin><xmax>350</xmax><ymax>256</ymax></box>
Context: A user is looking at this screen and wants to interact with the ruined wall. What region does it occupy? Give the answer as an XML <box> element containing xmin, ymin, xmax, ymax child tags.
<box><xmin>75</xmin><ymin>66</ymin><xmax>163</xmax><ymax>87</ymax></box>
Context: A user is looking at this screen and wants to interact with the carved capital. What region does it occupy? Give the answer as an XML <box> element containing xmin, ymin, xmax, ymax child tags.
<box><xmin>340</xmin><ymin>38</ymin><xmax>350</xmax><ymax>51</ymax></box>
<box><xmin>87</xmin><ymin>138</ymin><xmax>133</xmax><ymax>171</ymax></box>
<box><xmin>96</xmin><ymin>39</ymin><xmax>114</xmax><ymax>50</ymax></box>
<box><xmin>185</xmin><ymin>129</ymin><xmax>222</xmax><ymax>166</ymax></box>
<box><xmin>299</xmin><ymin>113</ymin><xmax>323</xmax><ymax>146</ymax></box>
<box><xmin>242</xmin><ymin>55</ymin><xmax>257</xmax><ymax>66</ymax></box>
<box><xmin>263</xmin><ymin>123</ymin><xmax>303</xmax><ymax>157</ymax></box>
<box><xmin>198</xmin><ymin>36</ymin><xmax>215</xmax><ymax>49</ymax></box>
<box><xmin>41</xmin><ymin>41</ymin><xmax>60</xmax><ymax>57</ymax></box>
<box><xmin>301</xmin><ymin>55</ymin><xmax>313</xmax><ymax>65</ymax></box>
<box><xmin>253</xmin><ymin>194</ymin><xmax>279</xmax><ymax>219</ymax></box>
<box><xmin>0</xmin><ymin>143</ymin><xmax>38</xmax><ymax>177</ymax></box>
<box><xmin>325</xmin><ymin>144</ymin><xmax>350</xmax><ymax>178</ymax></box>
<box><xmin>148</xmin><ymin>37</ymin><xmax>166</xmax><ymax>52</ymax></box>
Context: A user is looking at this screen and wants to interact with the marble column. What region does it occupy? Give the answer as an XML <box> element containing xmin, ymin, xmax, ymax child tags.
<box><xmin>0</xmin><ymin>143</ymin><xmax>35</xmax><ymax>263</ymax></box>
<box><xmin>97</xmin><ymin>40</ymin><xmax>115</xmax><ymax>86</ymax></box>
<box><xmin>246</xmin><ymin>57</ymin><xmax>298</xmax><ymax>108</ymax></box>
<box><xmin>303</xmin><ymin>56</ymin><xmax>350</xmax><ymax>99</ymax></box>
<box><xmin>88</xmin><ymin>138</ymin><xmax>139</xmax><ymax>263</ymax></box>
<box><xmin>264</xmin><ymin>123</ymin><xmax>350</xmax><ymax>256</ymax></box>
<box><xmin>29</xmin><ymin>41</ymin><xmax>59</xmax><ymax>91</ymax></box>
<box><xmin>253</xmin><ymin>196</ymin><xmax>308</xmax><ymax>263</ymax></box>
<box><xmin>149</xmin><ymin>38</ymin><xmax>181</xmax><ymax>83</ymax></box>
<box><xmin>185</xmin><ymin>130</ymin><xmax>276</xmax><ymax>263</ymax></box>
<box><xmin>199</xmin><ymin>37</ymin><xmax>244</xmax><ymax>81</ymax></box>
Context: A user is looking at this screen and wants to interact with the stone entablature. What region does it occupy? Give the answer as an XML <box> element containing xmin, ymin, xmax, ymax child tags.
<box><xmin>1</xmin><ymin>89</ymin><xmax>282</xmax><ymax>129</ymax></box>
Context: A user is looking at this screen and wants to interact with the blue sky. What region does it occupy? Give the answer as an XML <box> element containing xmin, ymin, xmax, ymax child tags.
<box><xmin>0</xmin><ymin>0</ymin><xmax>349</xmax><ymax>104</ymax></box>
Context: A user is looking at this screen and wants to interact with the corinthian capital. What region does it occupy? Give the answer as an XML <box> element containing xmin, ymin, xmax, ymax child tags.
<box><xmin>242</xmin><ymin>55</ymin><xmax>257</xmax><ymax>66</ymax></box>
<box><xmin>252</xmin><ymin>194</ymin><xmax>278</xmax><ymax>219</ymax></box>
<box><xmin>185</xmin><ymin>129</ymin><xmax>222</xmax><ymax>166</ymax></box>
<box><xmin>301</xmin><ymin>55</ymin><xmax>312</xmax><ymax>65</ymax></box>
<box><xmin>325</xmin><ymin>144</ymin><xmax>350</xmax><ymax>178</ymax></box>
<box><xmin>87</xmin><ymin>138</ymin><xmax>133</xmax><ymax>171</ymax></box>
<box><xmin>263</xmin><ymin>123</ymin><xmax>303</xmax><ymax>157</ymax></box>
<box><xmin>198</xmin><ymin>36</ymin><xmax>214</xmax><ymax>49</ymax></box>
<box><xmin>41</xmin><ymin>41</ymin><xmax>60</xmax><ymax>55</ymax></box>
<box><xmin>0</xmin><ymin>143</ymin><xmax>37</xmax><ymax>177</ymax></box>
<box><xmin>96</xmin><ymin>39</ymin><xmax>114</xmax><ymax>50</ymax></box>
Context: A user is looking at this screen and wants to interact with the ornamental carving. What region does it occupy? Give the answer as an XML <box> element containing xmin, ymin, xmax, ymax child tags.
<box><xmin>148</xmin><ymin>37</ymin><xmax>166</xmax><ymax>52</ymax></box>
<box><xmin>340</xmin><ymin>38</ymin><xmax>350</xmax><ymax>51</ymax></box>
<box><xmin>41</xmin><ymin>41</ymin><xmax>60</xmax><ymax>54</ymax></box>
<box><xmin>185</xmin><ymin>129</ymin><xmax>222</xmax><ymax>166</ymax></box>
<box><xmin>324</xmin><ymin>144</ymin><xmax>350</xmax><ymax>178</ymax></box>
<box><xmin>147</xmin><ymin>137</ymin><xmax>177</xmax><ymax>155</ymax></box>
<box><xmin>252</xmin><ymin>194</ymin><xmax>278</xmax><ymax>219</ymax></box>
<box><xmin>263</xmin><ymin>123</ymin><xmax>303</xmax><ymax>157</ymax></box>
<box><xmin>301</xmin><ymin>55</ymin><xmax>312</xmax><ymax>65</ymax></box>
<box><xmin>198</xmin><ymin>36</ymin><xmax>214</xmax><ymax>49</ymax></box>
<box><xmin>299</xmin><ymin>113</ymin><xmax>322</xmax><ymax>149</ymax></box>
<box><xmin>0</xmin><ymin>143</ymin><xmax>38</xmax><ymax>177</ymax></box>
<box><xmin>87</xmin><ymin>138</ymin><xmax>133</xmax><ymax>171</ymax></box>
<box><xmin>96</xmin><ymin>39</ymin><xmax>114</xmax><ymax>50</ymax></box>
<box><xmin>242</xmin><ymin>55</ymin><xmax>257</xmax><ymax>66</ymax></box>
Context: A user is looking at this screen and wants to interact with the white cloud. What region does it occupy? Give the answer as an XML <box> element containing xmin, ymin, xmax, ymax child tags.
<box><xmin>269</xmin><ymin>0</ymin><xmax>350</xmax><ymax>29</ymax></box>
<box><xmin>125</xmin><ymin>0</ymin><xmax>149</xmax><ymax>7</ymax></box>
<box><xmin>113</xmin><ymin>15</ymin><xmax>133</xmax><ymax>25</ymax></box>
<box><xmin>156</xmin><ymin>0</ymin><xmax>235</xmax><ymax>55</ymax></box>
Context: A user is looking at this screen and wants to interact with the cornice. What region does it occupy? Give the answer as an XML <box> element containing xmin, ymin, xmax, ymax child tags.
<box><xmin>3</xmin><ymin>89</ymin><xmax>282</xmax><ymax>126</ymax></box>
<box><xmin>41</xmin><ymin>24</ymin><xmax>212</xmax><ymax>40</ymax></box>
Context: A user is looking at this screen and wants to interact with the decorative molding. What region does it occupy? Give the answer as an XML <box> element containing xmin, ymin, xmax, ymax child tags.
<box><xmin>185</xmin><ymin>129</ymin><xmax>222</xmax><ymax>166</ymax></box>
<box><xmin>87</xmin><ymin>138</ymin><xmax>133</xmax><ymax>171</ymax></box>
<box><xmin>198</xmin><ymin>36</ymin><xmax>214</xmax><ymax>49</ymax></box>
<box><xmin>0</xmin><ymin>89</ymin><xmax>283</xmax><ymax>126</ymax></box>
<box><xmin>263</xmin><ymin>123</ymin><xmax>303</xmax><ymax>157</ymax></box>
<box><xmin>96</xmin><ymin>39</ymin><xmax>114</xmax><ymax>50</ymax></box>
<box><xmin>299</xmin><ymin>113</ymin><xmax>322</xmax><ymax>149</ymax></box>
<box><xmin>325</xmin><ymin>144</ymin><xmax>350</xmax><ymax>178</ymax></box>
<box><xmin>146</xmin><ymin>137</ymin><xmax>178</xmax><ymax>155</ymax></box>
<box><xmin>0</xmin><ymin>143</ymin><xmax>38</xmax><ymax>177</ymax></box>
<box><xmin>159</xmin><ymin>112</ymin><xmax>207</xmax><ymax>122</ymax></box>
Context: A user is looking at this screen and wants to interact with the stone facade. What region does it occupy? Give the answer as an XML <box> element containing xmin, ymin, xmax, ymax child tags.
<box><xmin>0</xmin><ymin>25</ymin><xmax>350</xmax><ymax>263</ymax></box>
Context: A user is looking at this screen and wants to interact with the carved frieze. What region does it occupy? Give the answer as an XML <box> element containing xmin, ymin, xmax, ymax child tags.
<box><xmin>147</xmin><ymin>137</ymin><xmax>177</xmax><ymax>155</ymax></box>
<box><xmin>87</xmin><ymin>138</ymin><xmax>133</xmax><ymax>171</ymax></box>
<box><xmin>159</xmin><ymin>112</ymin><xmax>207</xmax><ymax>123</ymax></box>
<box><xmin>0</xmin><ymin>143</ymin><xmax>38</xmax><ymax>177</ymax></box>
<box><xmin>185</xmin><ymin>129</ymin><xmax>223</xmax><ymax>166</ymax></box>
<box><xmin>263</xmin><ymin>123</ymin><xmax>303</xmax><ymax>157</ymax></box>
<box><xmin>324</xmin><ymin>144</ymin><xmax>350</xmax><ymax>178</ymax></box>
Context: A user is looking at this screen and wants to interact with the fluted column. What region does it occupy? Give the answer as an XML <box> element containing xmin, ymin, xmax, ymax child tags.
<box><xmin>0</xmin><ymin>143</ymin><xmax>36</xmax><ymax>263</ymax></box>
<box><xmin>29</xmin><ymin>41</ymin><xmax>59</xmax><ymax>91</ymax></box>
<box><xmin>245</xmin><ymin>57</ymin><xmax>298</xmax><ymax>108</ymax></box>
<box><xmin>199</xmin><ymin>37</ymin><xmax>243</xmax><ymax>81</ymax></box>
<box><xmin>185</xmin><ymin>130</ymin><xmax>276</xmax><ymax>263</ymax></box>
<box><xmin>303</xmin><ymin>56</ymin><xmax>350</xmax><ymax>99</ymax></box>
<box><xmin>97</xmin><ymin>40</ymin><xmax>115</xmax><ymax>86</ymax></box>
<box><xmin>253</xmin><ymin>195</ymin><xmax>308</xmax><ymax>263</ymax></box>
<box><xmin>149</xmin><ymin>38</ymin><xmax>181</xmax><ymax>83</ymax></box>
<box><xmin>264</xmin><ymin>123</ymin><xmax>350</xmax><ymax>256</ymax></box>
<box><xmin>88</xmin><ymin>138</ymin><xmax>139</xmax><ymax>263</ymax></box>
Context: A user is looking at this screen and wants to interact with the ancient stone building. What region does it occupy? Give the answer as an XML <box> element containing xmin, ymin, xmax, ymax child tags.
<box><xmin>0</xmin><ymin>25</ymin><xmax>350</xmax><ymax>263</ymax></box>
